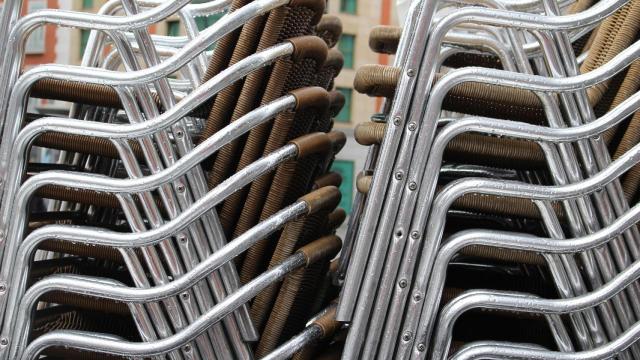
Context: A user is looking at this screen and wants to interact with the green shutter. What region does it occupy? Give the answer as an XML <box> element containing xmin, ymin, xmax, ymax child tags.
<box><xmin>196</xmin><ymin>13</ymin><xmax>223</xmax><ymax>31</ymax></box>
<box><xmin>80</xmin><ymin>29</ymin><xmax>90</xmax><ymax>58</ymax></box>
<box><xmin>82</xmin><ymin>0</ymin><xmax>93</xmax><ymax>9</ymax></box>
<box><xmin>331</xmin><ymin>160</ymin><xmax>354</xmax><ymax>214</ymax></box>
<box><xmin>340</xmin><ymin>0</ymin><xmax>357</xmax><ymax>14</ymax></box>
<box><xmin>209</xmin><ymin>12</ymin><xmax>224</xmax><ymax>25</ymax></box>
<box><xmin>195</xmin><ymin>17</ymin><xmax>209</xmax><ymax>31</ymax></box>
<box><xmin>195</xmin><ymin>14</ymin><xmax>224</xmax><ymax>50</ymax></box>
<box><xmin>167</xmin><ymin>21</ymin><xmax>181</xmax><ymax>36</ymax></box>
<box><xmin>335</xmin><ymin>87</ymin><xmax>352</xmax><ymax>123</ymax></box>
<box><xmin>339</xmin><ymin>34</ymin><xmax>355</xmax><ymax>69</ymax></box>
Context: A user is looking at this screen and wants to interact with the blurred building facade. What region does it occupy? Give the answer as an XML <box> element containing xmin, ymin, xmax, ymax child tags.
<box><xmin>6</xmin><ymin>0</ymin><xmax>396</xmax><ymax>223</ymax></box>
<box><xmin>325</xmin><ymin>0</ymin><xmax>395</xmax><ymax>219</ymax></box>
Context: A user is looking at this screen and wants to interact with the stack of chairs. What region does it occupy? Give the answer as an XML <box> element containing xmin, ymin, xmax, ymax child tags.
<box><xmin>0</xmin><ymin>0</ymin><xmax>348</xmax><ymax>359</ymax></box>
<box><xmin>338</xmin><ymin>0</ymin><xmax>640</xmax><ymax>358</ymax></box>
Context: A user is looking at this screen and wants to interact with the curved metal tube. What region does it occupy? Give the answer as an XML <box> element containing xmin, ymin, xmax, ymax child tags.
<box><xmin>21</xmin><ymin>252</ymin><xmax>309</xmax><ymax>359</ymax></box>
<box><xmin>450</xmin><ymin>324</ymin><xmax>640</xmax><ymax>360</ymax></box>
<box><xmin>79</xmin><ymin>0</ymin><xmax>227</xmax><ymax>80</ymax></box>
<box><xmin>451</xmin><ymin>341</ymin><xmax>549</xmax><ymax>360</ymax></box>
<box><xmin>0</xmin><ymin>43</ymin><xmax>293</xmax><ymax>277</ymax></box>
<box><xmin>9</xmin><ymin>200</ymin><xmax>308</xmax><ymax>357</ymax></box>
<box><xmin>0</xmin><ymin>44</ymin><xmax>295</xmax><ymax>343</ymax></box>
<box><xmin>0</xmin><ymin>0</ymin><xmax>290</xmax><ymax>188</ymax></box>
<box><xmin>12</xmin><ymin>0</ymin><xmax>191</xmax><ymax>31</ymax></box>
<box><xmin>445</xmin><ymin>0</ymin><xmax>576</xmax><ymax>12</ymax></box>
<box><xmin>393</xmin><ymin>21</ymin><xmax>640</xmax><ymax>358</ymax></box>
<box><xmin>136</xmin><ymin>0</ymin><xmax>232</xmax><ymax>73</ymax></box>
<box><xmin>16</xmin><ymin>148</ymin><xmax>293</xmax><ymax>247</ymax></box>
<box><xmin>0</xmin><ymin>0</ymin><xmax>192</xmax><ymax>74</ymax></box>
<box><xmin>411</xmin><ymin>86</ymin><xmax>640</xmax><ymax>277</ymax></box>
<box><xmin>0</xmin><ymin>143</ymin><xmax>298</xmax><ymax>344</ymax></box>
<box><xmin>338</xmin><ymin>0</ymin><xmax>629</xmax><ymax>328</ymax></box>
<box><xmin>4</xmin><ymin>3</ymin><xmax>290</xmax><ymax>352</ymax></box>
<box><xmin>416</xmin><ymin>195</ymin><xmax>640</xmax><ymax>357</ymax></box>
<box><xmin>8</xmin><ymin>0</ymin><xmax>287</xmax><ymax>87</ymax></box>
<box><xmin>2</xmin><ymin>94</ymin><xmax>295</xmax><ymax>282</ymax></box>
<box><xmin>259</xmin><ymin>325</ymin><xmax>323</xmax><ymax>360</ymax></box>
<box><xmin>17</xmin><ymin>95</ymin><xmax>295</xmax><ymax>193</ymax></box>
<box><xmin>430</xmin><ymin>254</ymin><xmax>640</xmax><ymax>359</ymax></box>
<box><xmin>0</xmin><ymin>0</ymin><xmax>194</xmax><ymax>133</ymax></box>
<box><xmin>400</xmin><ymin>134</ymin><xmax>640</xmax><ymax>355</ymax></box>
<box><xmin>349</xmin><ymin>5</ymin><xmax>640</xmax><ymax>355</ymax></box>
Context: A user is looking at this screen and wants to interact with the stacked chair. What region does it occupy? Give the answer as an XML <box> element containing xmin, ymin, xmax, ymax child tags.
<box><xmin>9</xmin><ymin>0</ymin><xmax>640</xmax><ymax>358</ymax></box>
<box><xmin>338</xmin><ymin>0</ymin><xmax>640</xmax><ymax>358</ymax></box>
<box><xmin>0</xmin><ymin>0</ymin><xmax>348</xmax><ymax>358</ymax></box>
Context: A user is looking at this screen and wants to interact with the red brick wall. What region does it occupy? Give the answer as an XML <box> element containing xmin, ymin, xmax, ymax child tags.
<box><xmin>24</xmin><ymin>0</ymin><xmax>58</xmax><ymax>66</ymax></box>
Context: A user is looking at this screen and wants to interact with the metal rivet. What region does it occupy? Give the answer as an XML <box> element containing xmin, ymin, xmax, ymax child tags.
<box><xmin>399</xmin><ymin>279</ymin><xmax>407</xmax><ymax>288</ymax></box>
<box><xmin>0</xmin><ymin>283</ymin><xmax>7</xmax><ymax>294</ymax></box>
<box><xmin>0</xmin><ymin>338</ymin><xmax>8</xmax><ymax>347</ymax></box>
<box><xmin>176</xmin><ymin>183</ymin><xmax>186</xmax><ymax>193</ymax></box>
<box><xmin>411</xmin><ymin>231</ymin><xmax>420</xmax><ymax>239</ymax></box>
<box><xmin>417</xmin><ymin>343</ymin><xmax>426</xmax><ymax>352</ymax></box>
<box><xmin>183</xmin><ymin>344</ymin><xmax>192</xmax><ymax>353</ymax></box>
<box><xmin>413</xmin><ymin>292</ymin><xmax>422</xmax><ymax>301</ymax></box>
<box><xmin>175</xmin><ymin>130</ymin><xmax>184</xmax><ymax>139</ymax></box>
<box><xmin>395</xmin><ymin>171</ymin><xmax>403</xmax><ymax>180</ymax></box>
<box><xmin>177</xmin><ymin>234</ymin><xmax>188</xmax><ymax>243</ymax></box>
<box><xmin>181</xmin><ymin>292</ymin><xmax>190</xmax><ymax>300</ymax></box>
<box><xmin>408</xmin><ymin>182</ymin><xmax>417</xmax><ymax>191</ymax></box>
<box><xmin>402</xmin><ymin>332</ymin><xmax>412</xmax><ymax>342</ymax></box>
<box><xmin>393</xmin><ymin>116</ymin><xmax>401</xmax><ymax>126</ymax></box>
<box><xmin>408</xmin><ymin>122</ymin><xmax>416</xmax><ymax>131</ymax></box>
<box><xmin>407</xmin><ymin>69</ymin><xmax>416</xmax><ymax>77</ymax></box>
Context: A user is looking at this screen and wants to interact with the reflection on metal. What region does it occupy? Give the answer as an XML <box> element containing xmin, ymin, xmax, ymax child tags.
<box><xmin>339</xmin><ymin>0</ymin><xmax>640</xmax><ymax>358</ymax></box>
<box><xmin>0</xmin><ymin>0</ymin><xmax>346</xmax><ymax>358</ymax></box>
<box><xmin>7</xmin><ymin>0</ymin><xmax>640</xmax><ymax>358</ymax></box>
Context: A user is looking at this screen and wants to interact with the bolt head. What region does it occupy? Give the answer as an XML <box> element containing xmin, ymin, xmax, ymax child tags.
<box><xmin>402</xmin><ymin>332</ymin><xmax>412</xmax><ymax>342</ymax></box>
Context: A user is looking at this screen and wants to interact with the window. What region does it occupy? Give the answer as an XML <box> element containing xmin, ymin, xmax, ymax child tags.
<box><xmin>340</xmin><ymin>0</ymin><xmax>357</xmax><ymax>14</ymax></box>
<box><xmin>335</xmin><ymin>87</ymin><xmax>352</xmax><ymax>123</ymax></box>
<box><xmin>26</xmin><ymin>0</ymin><xmax>46</xmax><ymax>54</ymax></box>
<box><xmin>195</xmin><ymin>13</ymin><xmax>224</xmax><ymax>31</ymax></box>
<box><xmin>195</xmin><ymin>13</ymin><xmax>224</xmax><ymax>50</ymax></box>
<box><xmin>167</xmin><ymin>21</ymin><xmax>181</xmax><ymax>36</ymax></box>
<box><xmin>338</xmin><ymin>34</ymin><xmax>355</xmax><ymax>69</ymax></box>
<box><xmin>80</xmin><ymin>29</ymin><xmax>90</xmax><ymax>58</ymax></box>
<box><xmin>331</xmin><ymin>160</ymin><xmax>354</xmax><ymax>214</ymax></box>
<box><xmin>82</xmin><ymin>0</ymin><xmax>93</xmax><ymax>9</ymax></box>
